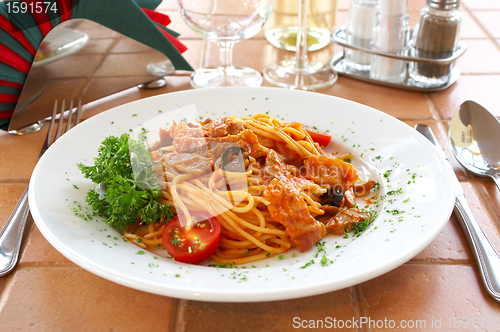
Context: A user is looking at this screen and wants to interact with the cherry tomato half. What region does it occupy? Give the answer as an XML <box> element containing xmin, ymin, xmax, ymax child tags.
<box><xmin>162</xmin><ymin>213</ymin><xmax>221</xmax><ymax>264</ymax></box>
<box><xmin>305</xmin><ymin>127</ymin><xmax>332</xmax><ymax>147</ymax></box>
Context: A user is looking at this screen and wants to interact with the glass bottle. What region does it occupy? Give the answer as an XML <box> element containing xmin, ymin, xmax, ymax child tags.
<box><xmin>410</xmin><ymin>0</ymin><xmax>461</xmax><ymax>86</ymax></box>
<box><xmin>370</xmin><ymin>0</ymin><xmax>410</xmax><ymax>83</ymax></box>
<box><xmin>344</xmin><ymin>0</ymin><xmax>380</xmax><ymax>72</ymax></box>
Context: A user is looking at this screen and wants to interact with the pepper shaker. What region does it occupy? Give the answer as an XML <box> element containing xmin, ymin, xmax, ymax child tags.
<box><xmin>410</xmin><ymin>0</ymin><xmax>461</xmax><ymax>86</ymax></box>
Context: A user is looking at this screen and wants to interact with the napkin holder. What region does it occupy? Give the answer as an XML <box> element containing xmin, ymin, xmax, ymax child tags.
<box><xmin>8</xmin><ymin>19</ymin><xmax>182</xmax><ymax>134</ymax></box>
<box><xmin>0</xmin><ymin>0</ymin><xmax>193</xmax><ymax>134</ymax></box>
<box><xmin>329</xmin><ymin>25</ymin><xmax>467</xmax><ymax>92</ymax></box>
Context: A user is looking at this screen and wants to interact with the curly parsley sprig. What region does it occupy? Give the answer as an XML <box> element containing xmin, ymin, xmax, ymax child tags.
<box><xmin>78</xmin><ymin>134</ymin><xmax>174</xmax><ymax>230</ymax></box>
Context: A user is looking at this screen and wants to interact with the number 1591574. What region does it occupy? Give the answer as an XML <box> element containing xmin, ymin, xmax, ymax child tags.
<box><xmin>5</xmin><ymin>1</ymin><xmax>58</xmax><ymax>15</ymax></box>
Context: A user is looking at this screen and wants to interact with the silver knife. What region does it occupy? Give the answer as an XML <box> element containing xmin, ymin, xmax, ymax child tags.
<box><xmin>415</xmin><ymin>124</ymin><xmax>500</xmax><ymax>303</ymax></box>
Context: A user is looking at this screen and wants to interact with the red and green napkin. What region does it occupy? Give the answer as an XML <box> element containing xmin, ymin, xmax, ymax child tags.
<box><xmin>0</xmin><ymin>0</ymin><xmax>192</xmax><ymax>130</ymax></box>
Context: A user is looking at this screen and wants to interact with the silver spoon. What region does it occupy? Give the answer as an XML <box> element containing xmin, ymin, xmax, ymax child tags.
<box><xmin>450</xmin><ymin>100</ymin><xmax>500</xmax><ymax>190</ymax></box>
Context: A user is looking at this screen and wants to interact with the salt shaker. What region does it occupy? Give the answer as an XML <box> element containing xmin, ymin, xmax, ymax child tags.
<box><xmin>410</xmin><ymin>0</ymin><xmax>461</xmax><ymax>86</ymax></box>
<box><xmin>370</xmin><ymin>0</ymin><xmax>409</xmax><ymax>83</ymax></box>
<box><xmin>344</xmin><ymin>0</ymin><xmax>380</xmax><ymax>72</ymax></box>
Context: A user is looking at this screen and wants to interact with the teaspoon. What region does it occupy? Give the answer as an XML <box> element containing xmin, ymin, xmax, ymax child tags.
<box><xmin>449</xmin><ymin>100</ymin><xmax>500</xmax><ymax>190</ymax></box>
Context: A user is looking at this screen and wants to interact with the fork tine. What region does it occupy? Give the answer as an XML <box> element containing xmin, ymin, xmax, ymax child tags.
<box><xmin>46</xmin><ymin>100</ymin><xmax>58</xmax><ymax>146</ymax></box>
<box><xmin>75</xmin><ymin>100</ymin><xmax>83</xmax><ymax>126</ymax></box>
<box><xmin>55</xmin><ymin>100</ymin><xmax>65</xmax><ymax>141</ymax></box>
<box><xmin>47</xmin><ymin>100</ymin><xmax>84</xmax><ymax>148</ymax></box>
<box><xmin>65</xmin><ymin>100</ymin><xmax>74</xmax><ymax>132</ymax></box>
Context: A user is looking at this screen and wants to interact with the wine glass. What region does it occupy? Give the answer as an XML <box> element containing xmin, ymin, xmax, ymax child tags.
<box><xmin>178</xmin><ymin>0</ymin><xmax>274</xmax><ymax>88</ymax></box>
<box><xmin>263</xmin><ymin>0</ymin><xmax>337</xmax><ymax>90</ymax></box>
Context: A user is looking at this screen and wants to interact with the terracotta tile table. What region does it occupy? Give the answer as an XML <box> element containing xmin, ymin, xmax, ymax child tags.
<box><xmin>1</xmin><ymin>0</ymin><xmax>500</xmax><ymax>330</ymax></box>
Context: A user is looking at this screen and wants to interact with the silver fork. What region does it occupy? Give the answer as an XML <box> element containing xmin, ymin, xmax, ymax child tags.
<box><xmin>0</xmin><ymin>100</ymin><xmax>84</xmax><ymax>277</ymax></box>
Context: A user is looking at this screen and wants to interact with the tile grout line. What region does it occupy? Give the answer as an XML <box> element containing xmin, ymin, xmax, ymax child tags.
<box><xmin>0</xmin><ymin>273</ymin><xmax>16</xmax><ymax>315</ymax></box>
<box><xmin>461</xmin><ymin>3</ymin><xmax>500</xmax><ymax>53</ymax></box>
<box><xmin>172</xmin><ymin>298</ymin><xmax>187</xmax><ymax>332</ymax></box>
<box><xmin>405</xmin><ymin>260</ymin><xmax>474</xmax><ymax>266</ymax></box>
<box><xmin>422</xmin><ymin>95</ymin><xmax>453</xmax><ymax>172</ymax></box>
<box><xmin>77</xmin><ymin>34</ymin><xmax>122</xmax><ymax>99</ymax></box>
<box><xmin>169</xmin><ymin>298</ymin><xmax>182</xmax><ymax>332</ymax></box>
<box><xmin>470</xmin><ymin>179</ymin><xmax>500</xmax><ymax>232</ymax></box>
<box><xmin>11</xmin><ymin>265</ymin><xmax>82</xmax><ymax>270</ymax></box>
<box><xmin>0</xmin><ymin>180</ymin><xmax>30</xmax><ymax>185</ymax></box>
<box><xmin>15</xmin><ymin>215</ymin><xmax>36</xmax><ymax>266</ymax></box>
<box><xmin>354</xmin><ymin>284</ymin><xmax>372</xmax><ymax>332</ymax></box>
<box><xmin>349</xmin><ymin>286</ymin><xmax>368</xmax><ymax>332</ymax></box>
<box><xmin>423</xmin><ymin>94</ymin><xmax>442</xmax><ymax>121</ymax></box>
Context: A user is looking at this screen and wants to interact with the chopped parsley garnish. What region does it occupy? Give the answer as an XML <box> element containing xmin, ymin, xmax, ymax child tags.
<box><xmin>208</xmin><ymin>262</ymin><xmax>236</xmax><ymax>269</ymax></box>
<box><xmin>351</xmin><ymin>219</ymin><xmax>370</xmax><ymax>237</ymax></box>
<box><xmin>300</xmin><ymin>259</ymin><xmax>315</xmax><ymax>269</ymax></box>
<box><xmin>320</xmin><ymin>255</ymin><xmax>333</xmax><ymax>267</ymax></box>
<box><xmin>387</xmin><ymin>209</ymin><xmax>404</xmax><ymax>215</ymax></box>
<box><xmin>387</xmin><ymin>188</ymin><xmax>403</xmax><ymax>195</ymax></box>
<box><xmin>316</xmin><ymin>241</ymin><xmax>327</xmax><ymax>253</ymax></box>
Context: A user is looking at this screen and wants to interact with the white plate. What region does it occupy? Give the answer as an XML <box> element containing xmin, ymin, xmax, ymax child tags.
<box><xmin>29</xmin><ymin>87</ymin><xmax>455</xmax><ymax>302</ymax></box>
<box><xmin>33</xmin><ymin>27</ymin><xmax>89</xmax><ymax>68</ymax></box>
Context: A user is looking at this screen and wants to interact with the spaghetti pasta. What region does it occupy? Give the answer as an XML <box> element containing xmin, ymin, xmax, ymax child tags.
<box><xmin>124</xmin><ymin>113</ymin><xmax>376</xmax><ymax>265</ymax></box>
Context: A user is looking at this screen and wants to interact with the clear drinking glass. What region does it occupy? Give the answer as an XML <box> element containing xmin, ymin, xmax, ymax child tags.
<box><xmin>177</xmin><ymin>0</ymin><xmax>274</xmax><ymax>88</ymax></box>
<box><xmin>263</xmin><ymin>0</ymin><xmax>337</xmax><ymax>90</ymax></box>
<box><xmin>265</xmin><ymin>0</ymin><xmax>337</xmax><ymax>52</ymax></box>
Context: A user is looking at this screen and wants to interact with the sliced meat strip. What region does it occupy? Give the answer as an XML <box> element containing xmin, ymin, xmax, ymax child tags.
<box><xmin>263</xmin><ymin>148</ymin><xmax>290</xmax><ymax>181</ymax></box>
<box><xmin>149</xmin><ymin>127</ymin><xmax>173</xmax><ymax>151</ymax></box>
<box><xmin>208</xmin><ymin>142</ymin><xmax>239</xmax><ymax>165</ymax></box>
<box><xmin>163</xmin><ymin>153</ymin><xmax>211</xmax><ymax>178</ymax></box>
<box><xmin>324</xmin><ymin>208</ymin><xmax>371</xmax><ymax>235</ymax></box>
<box><xmin>170</xmin><ymin>121</ymin><xmax>204</xmax><ymax>139</ymax></box>
<box><xmin>173</xmin><ymin>136</ymin><xmax>210</xmax><ymax>156</ymax></box>
<box><xmin>303</xmin><ymin>155</ymin><xmax>358</xmax><ymax>191</ymax></box>
<box><xmin>264</xmin><ymin>178</ymin><xmax>325</xmax><ymax>252</ymax></box>
<box><xmin>170</xmin><ymin>121</ymin><xmax>209</xmax><ymax>156</ymax></box>
<box><xmin>207</xmin><ymin>130</ymin><xmax>268</xmax><ymax>159</ymax></box>
<box><xmin>353</xmin><ymin>179</ymin><xmax>377</xmax><ymax>197</ymax></box>
<box><xmin>262</xmin><ymin>150</ymin><xmax>325</xmax><ymax>252</ymax></box>
<box><xmin>202</xmin><ymin>116</ymin><xmax>246</xmax><ymax>137</ymax></box>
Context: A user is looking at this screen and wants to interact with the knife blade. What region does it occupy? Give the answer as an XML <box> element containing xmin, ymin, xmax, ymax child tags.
<box><xmin>415</xmin><ymin>124</ymin><xmax>500</xmax><ymax>303</ymax></box>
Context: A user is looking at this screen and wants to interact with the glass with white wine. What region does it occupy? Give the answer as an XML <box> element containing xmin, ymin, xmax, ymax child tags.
<box><xmin>265</xmin><ymin>0</ymin><xmax>337</xmax><ymax>52</ymax></box>
<box><xmin>264</xmin><ymin>0</ymin><xmax>337</xmax><ymax>90</ymax></box>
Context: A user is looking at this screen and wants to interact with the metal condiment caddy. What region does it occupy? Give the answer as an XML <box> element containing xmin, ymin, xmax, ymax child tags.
<box><xmin>329</xmin><ymin>25</ymin><xmax>467</xmax><ymax>92</ymax></box>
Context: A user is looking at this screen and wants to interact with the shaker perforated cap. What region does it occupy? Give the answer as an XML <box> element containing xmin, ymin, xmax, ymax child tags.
<box><xmin>427</xmin><ymin>0</ymin><xmax>460</xmax><ymax>10</ymax></box>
